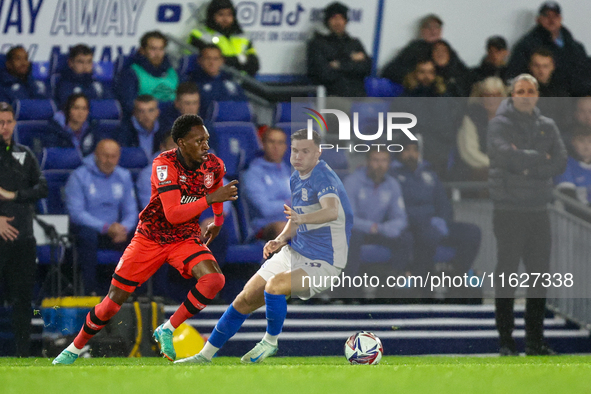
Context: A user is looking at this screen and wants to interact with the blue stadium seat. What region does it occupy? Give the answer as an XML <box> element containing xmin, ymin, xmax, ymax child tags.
<box><xmin>274</xmin><ymin>101</ymin><xmax>315</xmax><ymax>124</ymax></box>
<box><xmin>95</xmin><ymin>120</ymin><xmax>120</xmax><ymax>139</ymax></box>
<box><xmin>40</xmin><ymin>148</ymin><xmax>82</xmax><ymax>170</ymax></box>
<box><xmin>49</xmin><ymin>53</ymin><xmax>68</xmax><ymax>75</ymax></box>
<box><xmin>118</xmin><ymin>147</ymin><xmax>149</xmax><ymax>170</ymax></box>
<box><xmin>32</xmin><ymin>61</ymin><xmax>50</xmax><ymax>83</ymax></box>
<box><xmin>93</xmin><ymin>61</ymin><xmax>115</xmax><ymax>83</ymax></box>
<box><xmin>209</xmin><ymin>101</ymin><xmax>254</xmax><ymax>123</ymax></box>
<box><xmin>211</xmin><ymin>123</ymin><xmax>261</xmax><ymax>178</ymax></box>
<box><xmin>364</xmin><ymin>77</ymin><xmax>404</xmax><ymax>97</ymax></box>
<box><xmin>224</xmin><ymin>205</ymin><xmax>265</xmax><ymax>264</ymax></box>
<box><xmin>14</xmin><ymin>99</ymin><xmax>57</xmax><ymax>153</ymax></box>
<box><xmin>14</xmin><ymin>123</ymin><xmax>47</xmax><ymax>153</ymax></box>
<box><xmin>15</xmin><ymin>99</ymin><xmax>56</xmax><ymax>121</ymax></box>
<box><xmin>40</xmin><ymin>170</ymin><xmax>71</xmax><ymax>214</ymax></box>
<box><xmin>177</xmin><ymin>54</ymin><xmax>198</xmax><ymax>79</ymax></box>
<box><xmin>90</xmin><ymin>99</ymin><xmax>121</xmax><ymax>121</ymax></box>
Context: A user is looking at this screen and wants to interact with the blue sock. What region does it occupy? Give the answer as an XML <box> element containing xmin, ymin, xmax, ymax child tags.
<box><xmin>264</xmin><ymin>291</ymin><xmax>287</xmax><ymax>336</ymax></box>
<box><xmin>208</xmin><ymin>304</ymin><xmax>249</xmax><ymax>349</ymax></box>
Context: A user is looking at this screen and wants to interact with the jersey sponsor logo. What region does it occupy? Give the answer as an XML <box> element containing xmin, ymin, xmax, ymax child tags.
<box><xmin>180</xmin><ymin>195</ymin><xmax>200</xmax><ymax>204</ymax></box>
<box><xmin>204</xmin><ymin>172</ymin><xmax>214</xmax><ymax>188</ymax></box>
<box><xmin>158</xmin><ymin>180</ymin><xmax>172</xmax><ymax>185</ymax></box>
<box><xmin>157</xmin><ymin>165</ymin><xmax>168</xmax><ymax>181</ymax></box>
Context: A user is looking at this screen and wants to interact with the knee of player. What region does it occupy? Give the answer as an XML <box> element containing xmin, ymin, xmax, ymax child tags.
<box><xmin>200</xmin><ymin>272</ymin><xmax>226</xmax><ymax>295</ymax></box>
<box><xmin>265</xmin><ymin>275</ymin><xmax>288</xmax><ymax>295</ymax></box>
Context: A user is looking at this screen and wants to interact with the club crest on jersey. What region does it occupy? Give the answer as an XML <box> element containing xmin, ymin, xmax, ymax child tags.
<box><xmin>157</xmin><ymin>166</ymin><xmax>168</xmax><ymax>181</ymax></box>
<box><xmin>204</xmin><ymin>172</ymin><xmax>214</xmax><ymax>188</ymax></box>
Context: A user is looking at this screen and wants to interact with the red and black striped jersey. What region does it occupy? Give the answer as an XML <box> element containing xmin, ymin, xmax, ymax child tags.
<box><xmin>136</xmin><ymin>149</ymin><xmax>225</xmax><ymax>244</ymax></box>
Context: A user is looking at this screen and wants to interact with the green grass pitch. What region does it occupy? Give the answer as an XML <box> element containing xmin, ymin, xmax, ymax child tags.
<box><xmin>2</xmin><ymin>356</ymin><xmax>591</xmax><ymax>394</ymax></box>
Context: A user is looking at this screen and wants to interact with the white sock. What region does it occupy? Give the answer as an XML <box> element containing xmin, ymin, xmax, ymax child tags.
<box><xmin>66</xmin><ymin>343</ymin><xmax>82</xmax><ymax>355</ymax></box>
<box><xmin>199</xmin><ymin>342</ymin><xmax>219</xmax><ymax>360</ymax></box>
<box><xmin>263</xmin><ymin>332</ymin><xmax>278</xmax><ymax>346</ymax></box>
<box><xmin>163</xmin><ymin>320</ymin><xmax>175</xmax><ymax>332</ymax></box>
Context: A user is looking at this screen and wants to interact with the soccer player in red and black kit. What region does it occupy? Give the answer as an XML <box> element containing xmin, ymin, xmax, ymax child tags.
<box><xmin>53</xmin><ymin>114</ymin><xmax>238</xmax><ymax>364</ymax></box>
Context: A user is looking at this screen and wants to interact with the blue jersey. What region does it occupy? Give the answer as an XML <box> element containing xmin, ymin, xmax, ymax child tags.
<box><xmin>555</xmin><ymin>156</ymin><xmax>591</xmax><ymax>203</ymax></box>
<box><xmin>290</xmin><ymin>160</ymin><xmax>353</xmax><ymax>268</ymax></box>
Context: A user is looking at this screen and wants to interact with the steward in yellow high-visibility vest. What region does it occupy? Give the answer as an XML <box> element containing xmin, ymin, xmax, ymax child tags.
<box><xmin>188</xmin><ymin>0</ymin><xmax>259</xmax><ymax>77</ymax></box>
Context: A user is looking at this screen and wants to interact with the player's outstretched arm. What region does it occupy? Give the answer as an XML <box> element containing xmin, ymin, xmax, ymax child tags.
<box><xmin>205</xmin><ymin>180</ymin><xmax>239</xmax><ymax>204</ymax></box>
<box><xmin>263</xmin><ymin>218</ymin><xmax>294</xmax><ymax>259</ymax></box>
<box><xmin>285</xmin><ymin>197</ymin><xmax>339</xmax><ymax>226</ymax></box>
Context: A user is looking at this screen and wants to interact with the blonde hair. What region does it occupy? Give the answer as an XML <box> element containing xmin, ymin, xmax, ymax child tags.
<box><xmin>468</xmin><ymin>77</ymin><xmax>508</xmax><ymax>103</ymax></box>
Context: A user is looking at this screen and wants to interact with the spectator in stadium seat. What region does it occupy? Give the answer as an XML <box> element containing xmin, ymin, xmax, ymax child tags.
<box><xmin>506</xmin><ymin>2</ymin><xmax>590</xmax><ymax>96</ymax></box>
<box><xmin>160</xmin><ymin>82</ymin><xmax>201</xmax><ymax>130</ymax></box>
<box><xmin>117</xmin><ymin>95</ymin><xmax>168</xmax><ymax>159</ymax></box>
<box><xmin>555</xmin><ymin>124</ymin><xmax>591</xmax><ymax>205</ymax></box>
<box><xmin>188</xmin><ymin>0</ymin><xmax>259</xmax><ymax>76</ymax></box>
<box><xmin>54</xmin><ymin>44</ymin><xmax>113</xmax><ymax>108</ymax></box>
<box><xmin>187</xmin><ymin>44</ymin><xmax>247</xmax><ymax>118</ymax></box>
<box><xmin>381</xmin><ymin>14</ymin><xmax>463</xmax><ymax>87</ymax></box>
<box><xmin>472</xmin><ymin>36</ymin><xmax>509</xmax><ymax>84</ymax></box>
<box><xmin>528</xmin><ymin>48</ymin><xmax>570</xmax><ymax>131</ymax></box>
<box><xmin>488</xmin><ymin>74</ymin><xmax>567</xmax><ymax>356</ymax></box>
<box><xmin>431</xmin><ymin>40</ymin><xmax>472</xmax><ymax>96</ymax></box>
<box><xmin>66</xmin><ymin>139</ymin><xmax>137</xmax><ymax>295</ymax></box>
<box><xmin>390</xmin><ymin>139</ymin><xmax>481</xmax><ymax>278</ymax></box>
<box><xmin>402</xmin><ymin>59</ymin><xmax>447</xmax><ymax>97</ymax></box>
<box><xmin>345</xmin><ymin>150</ymin><xmax>410</xmax><ymax>277</ymax></box>
<box><xmin>242</xmin><ymin>127</ymin><xmax>291</xmax><ymax>241</ymax></box>
<box><xmin>306</xmin><ymin>2</ymin><xmax>371</xmax><ymax>97</ymax></box>
<box><xmin>454</xmin><ymin>77</ymin><xmax>507</xmax><ymax>182</ymax></box>
<box><xmin>115</xmin><ymin>31</ymin><xmax>179</xmax><ymax>116</ymax></box>
<box><xmin>45</xmin><ymin>93</ymin><xmax>106</xmax><ymax>157</ymax></box>
<box><xmin>0</xmin><ymin>46</ymin><xmax>47</xmax><ymax>102</ymax></box>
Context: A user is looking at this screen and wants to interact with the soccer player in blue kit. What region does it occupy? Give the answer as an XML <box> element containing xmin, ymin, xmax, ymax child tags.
<box><xmin>176</xmin><ymin>129</ymin><xmax>354</xmax><ymax>364</ymax></box>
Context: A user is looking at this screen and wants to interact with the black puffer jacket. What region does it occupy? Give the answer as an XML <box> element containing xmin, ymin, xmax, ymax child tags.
<box><xmin>0</xmin><ymin>139</ymin><xmax>48</xmax><ymax>240</ymax></box>
<box><xmin>506</xmin><ymin>25</ymin><xmax>590</xmax><ymax>96</ymax></box>
<box><xmin>487</xmin><ymin>99</ymin><xmax>567</xmax><ymax>210</ymax></box>
<box><xmin>307</xmin><ymin>31</ymin><xmax>371</xmax><ymax>97</ymax></box>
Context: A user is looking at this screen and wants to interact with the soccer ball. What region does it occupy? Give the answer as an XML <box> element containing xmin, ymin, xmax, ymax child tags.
<box><xmin>344</xmin><ymin>331</ymin><xmax>383</xmax><ymax>365</ymax></box>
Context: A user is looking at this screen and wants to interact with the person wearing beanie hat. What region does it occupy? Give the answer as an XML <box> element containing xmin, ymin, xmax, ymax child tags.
<box><xmin>306</xmin><ymin>1</ymin><xmax>371</xmax><ymax>96</ymax></box>
<box><xmin>188</xmin><ymin>0</ymin><xmax>259</xmax><ymax>76</ymax></box>
<box><xmin>323</xmin><ymin>2</ymin><xmax>349</xmax><ymax>27</ymax></box>
<box><xmin>506</xmin><ymin>2</ymin><xmax>590</xmax><ymax>96</ymax></box>
<box><xmin>381</xmin><ymin>14</ymin><xmax>466</xmax><ymax>89</ymax></box>
<box><xmin>472</xmin><ymin>35</ymin><xmax>509</xmax><ymax>83</ymax></box>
